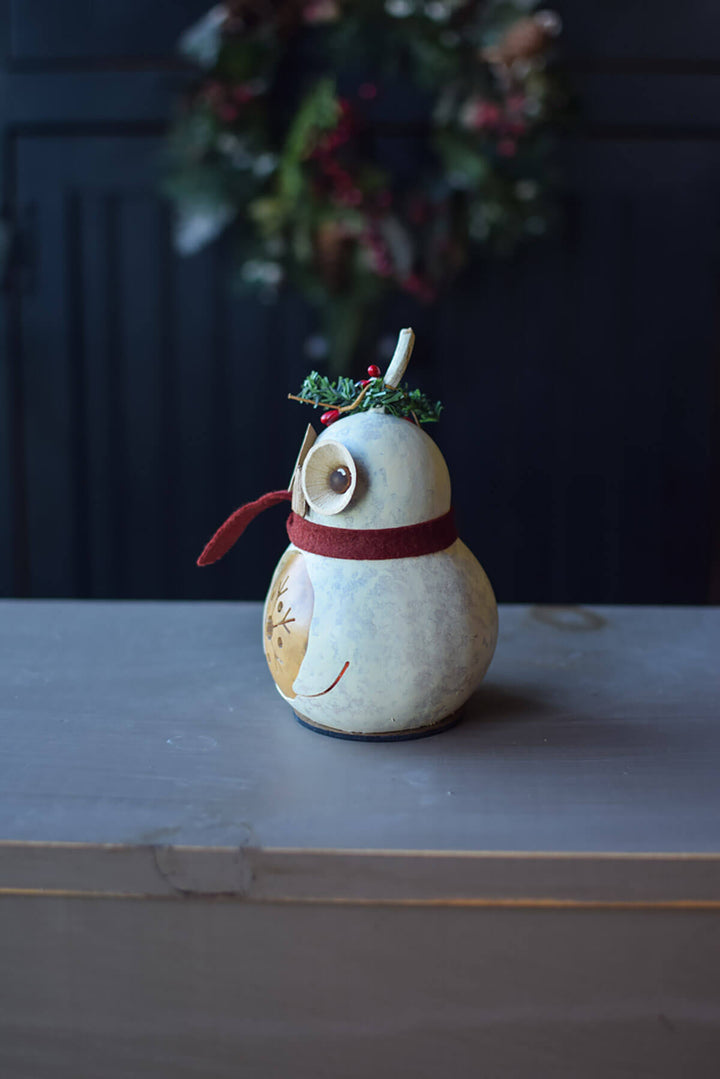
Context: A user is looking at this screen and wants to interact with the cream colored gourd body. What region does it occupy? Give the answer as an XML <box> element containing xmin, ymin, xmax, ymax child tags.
<box><xmin>263</xmin><ymin>410</ymin><xmax>497</xmax><ymax>736</ymax></box>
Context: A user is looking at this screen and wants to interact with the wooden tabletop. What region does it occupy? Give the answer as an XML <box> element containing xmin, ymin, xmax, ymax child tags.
<box><xmin>1</xmin><ymin>600</ymin><xmax>718</xmax><ymax>858</ymax></box>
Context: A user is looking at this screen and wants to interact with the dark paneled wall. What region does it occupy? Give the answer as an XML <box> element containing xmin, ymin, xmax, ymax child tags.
<box><xmin>1</xmin><ymin>0</ymin><xmax>719</xmax><ymax>603</ymax></box>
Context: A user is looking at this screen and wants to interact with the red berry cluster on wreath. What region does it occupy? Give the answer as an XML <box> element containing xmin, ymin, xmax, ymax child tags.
<box><xmin>311</xmin><ymin>100</ymin><xmax>365</xmax><ymax>209</ymax></box>
<box><xmin>201</xmin><ymin>78</ymin><xmax>264</xmax><ymax>125</ymax></box>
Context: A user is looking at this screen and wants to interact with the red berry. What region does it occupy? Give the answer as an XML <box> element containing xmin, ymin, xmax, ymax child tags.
<box><xmin>367</xmin><ymin>364</ymin><xmax>381</xmax><ymax>378</ymax></box>
<box><xmin>478</xmin><ymin>102</ymin><xmax>501</xmax><ymax>127</ymax></box>
<box><xmin>219</xmin><ymin>103</ymin><xmax>239</xmax><ymax>123</ymax></box>
<box><xmin>321</xmin><ymin>409</ymin><xmax>340</xmax><ymax>426</ymax></box>
<box><xmin>359</xmin><ymin>379</ymin><xmax>371</xmax><ymax>387</ymax></box>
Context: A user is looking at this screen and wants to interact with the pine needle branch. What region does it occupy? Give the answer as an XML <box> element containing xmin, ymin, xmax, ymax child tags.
<box><xmin>290</xmin><ymin>372</ymin><xmax>443</xmax><ymax>424</ymax></box>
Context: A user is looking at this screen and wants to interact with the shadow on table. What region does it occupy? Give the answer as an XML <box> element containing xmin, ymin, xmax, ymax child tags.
<box><xmin>458</xmin><ymin>679</ymin><xmax>714</xmax><ymax>761</ymax></box>
<box><xmin>461</xmin><ymin>682</ymin><xmax>553</xmax><ymax>727</ymax></box>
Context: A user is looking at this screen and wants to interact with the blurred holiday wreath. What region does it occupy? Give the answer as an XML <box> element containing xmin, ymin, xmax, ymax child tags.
<box><xmin>165</xmin><ymin>0</ymin><xmax>564</xmax><ymax>369</ymax></box>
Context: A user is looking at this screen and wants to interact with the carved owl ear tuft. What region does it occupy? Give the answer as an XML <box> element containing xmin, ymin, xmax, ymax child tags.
<box><xmin>288</xmin><ymin>423</ymin><xmax>317</xmax><ymax>517</ymax></box>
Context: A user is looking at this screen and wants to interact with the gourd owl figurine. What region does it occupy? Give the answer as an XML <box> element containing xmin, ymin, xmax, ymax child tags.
<box><xmin>198</xmin><ymin>329</ymin><xmax>498</xmax><ymax>740</ymax></box>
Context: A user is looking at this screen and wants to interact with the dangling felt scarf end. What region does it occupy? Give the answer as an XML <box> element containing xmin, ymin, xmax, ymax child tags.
<box><xmin>197</xmin><ymin>490</ymin><xmax>291</xmax><ymax>566</ymax></box>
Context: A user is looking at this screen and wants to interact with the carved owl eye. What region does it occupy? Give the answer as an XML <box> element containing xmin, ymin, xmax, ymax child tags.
<box><xmin>301</xmin><ymin>439</ymin><xmax>357</xmax><ymax>515</ymax></box>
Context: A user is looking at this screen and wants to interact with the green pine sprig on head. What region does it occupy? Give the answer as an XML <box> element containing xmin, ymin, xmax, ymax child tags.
<box><xmin>289</xmin><ymin>369</ymin><xmax>443</xmax><ymax>426</ymax></box>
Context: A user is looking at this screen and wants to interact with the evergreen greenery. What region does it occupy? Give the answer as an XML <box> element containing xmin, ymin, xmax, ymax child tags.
<box><xmin>292</xmin><ymin>371</ymin><xmax>443</xmax><ymax>424</ymax></box>
<box><xmin>165</xmin><ymin>1</ymin><xmax>565</xmax><ymax>370</ymax></box>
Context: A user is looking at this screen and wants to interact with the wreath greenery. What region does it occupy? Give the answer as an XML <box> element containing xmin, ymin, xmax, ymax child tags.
<box><xmin>165</xmin><ymin>1</ymin><xmax>564</xmax><ymax>370</ymax></box>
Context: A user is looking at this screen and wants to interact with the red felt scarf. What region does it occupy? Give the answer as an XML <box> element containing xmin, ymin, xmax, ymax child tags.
<box><xmin>286</xmin><ymin>509</ymin><xmax>456</xmax><ymax>560</ymax></box>
<box><xmin>197</xmin><ymin>490</ymin><xmax>457</xmax><ymax>566</ymax></box>
<box><xmin>197</xmin><ymin>490</ymin><xmax>291</xmax><ymax>566</ymax></box>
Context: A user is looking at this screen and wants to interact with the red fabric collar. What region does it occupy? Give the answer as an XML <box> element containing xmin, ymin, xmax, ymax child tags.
<box><xmin>197</xmin><ymin>489</ymin><xmax>457</xmax><ymax>566</ymax></box>
<box><xmin>287</xmin><ymin>508</ymin><xmax>456</xmax><ymax>560</ymax></box>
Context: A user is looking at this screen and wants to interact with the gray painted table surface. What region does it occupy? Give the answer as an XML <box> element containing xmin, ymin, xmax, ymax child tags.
<box><xmin>2</xmin><ymin>602</ymin><xmax>720</xmax><ymax>1079</ymax></box>
<box><xmin>1</xmin><ymin>600</ymin><xmax>719</xmax><ymax>854</ymax></box>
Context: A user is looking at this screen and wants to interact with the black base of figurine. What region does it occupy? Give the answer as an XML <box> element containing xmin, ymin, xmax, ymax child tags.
<box><xmin>292</xmin><ymin>709</ymin><xmax>462</xmax><ymax>742</ymax></box>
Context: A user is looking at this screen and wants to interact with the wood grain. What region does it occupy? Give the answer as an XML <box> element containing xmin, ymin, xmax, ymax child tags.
<box><xmin>1</xmin><ymin>897</ymin><xmax>719</xmax><ymax>1079</ymax></box>
<box><xmin>1</xmin><ymin>600</ymin><xmax>719</xmax><ymax>1078</ymax></box>
<box><xmin>1</xmin><ymin>601</ymin><xmax>719</xmax><ymax>854</ymax></box>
